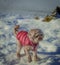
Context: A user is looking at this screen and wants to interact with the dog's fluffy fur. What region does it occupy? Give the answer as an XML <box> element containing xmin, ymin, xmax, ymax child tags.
<box><xmin>14</xmin><ymin>25</ymin><xmax>44</xmax><ymax>62</ymax></box>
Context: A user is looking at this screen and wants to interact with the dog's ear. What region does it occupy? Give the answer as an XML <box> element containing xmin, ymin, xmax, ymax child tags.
<box><xmin>35</xmin><ymin>29</ymin><xmax>44</xmax><ymax>39</ymax></box>
<box><xmin>28</xmin><ymin>29</ymin><xmax>35</xmax><ymax>37</ymax></box>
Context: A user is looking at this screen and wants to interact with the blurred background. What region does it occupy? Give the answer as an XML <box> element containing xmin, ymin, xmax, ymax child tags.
<box><xmin>0</xmin><ymin>0</ymin><xmax>60</xmax><ymax>16</ymax></box>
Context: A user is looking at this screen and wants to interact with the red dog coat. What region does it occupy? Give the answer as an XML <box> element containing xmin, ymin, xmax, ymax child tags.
<box><xmin>16</xmin><ymin>31</ymin><xmax>38</xmax><ymax>50</ymax></box>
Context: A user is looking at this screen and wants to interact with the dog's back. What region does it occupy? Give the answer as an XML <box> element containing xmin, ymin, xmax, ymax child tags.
<box><xmin>16</xmin><ymin>31</ymin><xmax>28</xmax><ymax>46</ymax></box>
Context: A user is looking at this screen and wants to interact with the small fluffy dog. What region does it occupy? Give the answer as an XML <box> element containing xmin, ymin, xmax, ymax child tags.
<box><xmin>14</xmin><ymin>25</ymin><xmax>44</xmax><ymax>62</ymax></box>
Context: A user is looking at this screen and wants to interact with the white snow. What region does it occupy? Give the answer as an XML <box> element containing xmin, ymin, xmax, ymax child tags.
<box><xmin>0</xmin><ymin>14</ymin><xmax>60</xmax><ymax>65</ymax></box>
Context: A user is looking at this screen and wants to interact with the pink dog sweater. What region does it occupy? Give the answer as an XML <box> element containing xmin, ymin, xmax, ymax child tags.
<box><xmin>16</xmin><ymin>31</ymin><xmax>38</xmax><ymax>50</ymax></box>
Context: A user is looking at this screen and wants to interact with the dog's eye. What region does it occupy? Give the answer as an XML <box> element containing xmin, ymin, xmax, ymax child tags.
<box><xmin>40</xmin><ymin>34</ymin><xmax>43</xmax><ymax>36</ymax></box>
<box><xmin>35</xmin><ymin>35</ymin><xmax>39</xmax><ymax>38</ymax></box>
<box><xmin>39</xmin><ymin>33</ymin><xmax>43</xmax><ymax>36</ymax></box>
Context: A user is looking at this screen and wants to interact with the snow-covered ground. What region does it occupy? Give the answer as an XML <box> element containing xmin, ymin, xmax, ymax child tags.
<box><xmin>0</xmin><ymin>14</ymin><xmax>60</xmax><ymax>65</ymax></box>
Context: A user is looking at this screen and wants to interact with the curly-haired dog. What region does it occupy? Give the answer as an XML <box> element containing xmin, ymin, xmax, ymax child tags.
<box><xmin>14</xmin><ymin>25</ymin><xmax>44</xmax><ymax>62</ymax></box>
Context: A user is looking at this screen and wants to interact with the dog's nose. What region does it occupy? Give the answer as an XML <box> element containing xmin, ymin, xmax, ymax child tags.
<box><xmin>38</xmin><ymin>36</ymin><xmax>43</xmax><ymax>40</ymax></box>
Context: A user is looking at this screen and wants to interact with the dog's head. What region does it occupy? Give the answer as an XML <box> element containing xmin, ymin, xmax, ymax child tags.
<box><xmin>28</xmin><ymin>29</ymin><xmax>44</xmax><ymax>44</ymax></box>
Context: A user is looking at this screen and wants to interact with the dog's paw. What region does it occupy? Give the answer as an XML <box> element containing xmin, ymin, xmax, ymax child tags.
<box><xmin>32</xmin><ymin>55</ymin><xmax>40</xmax><ymax>61</ymax></box>
<box><xmin>16</xmin><ymin>53</ymin><xmax>21</xmax><ymax>59</ymax></box>
<box><xmin>27</xmin><ymin>55</ymin><xmax>32</xmax><ymax>62</ymax></box>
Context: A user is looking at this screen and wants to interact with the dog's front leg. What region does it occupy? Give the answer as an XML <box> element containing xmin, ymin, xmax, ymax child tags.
<box><xmin>24</xmin><ymin>46</ymin><xmax>32</xmax><ymax>62</ymax></box>
<box><xmin>32</xmin><ymin>48</ymin><xmax>39</xmax><ymax>61</ymax></box>
<box><xmin>32</xmin><ymin>49</ymin><xmax>37</xmax><ymax>61</ymax></box>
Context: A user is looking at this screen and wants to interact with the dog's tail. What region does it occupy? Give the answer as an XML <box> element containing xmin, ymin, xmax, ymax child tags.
<box><xmin>14</xmin><ymin>25</ymin><xmax>20</xmax><ymax>35</ymax></box>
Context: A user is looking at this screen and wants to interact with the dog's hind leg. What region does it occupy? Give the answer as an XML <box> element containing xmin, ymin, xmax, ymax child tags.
<box><xmin>16</xmin><ymin>40</ymin><xmax>22</xmax><ymax>59</ymax></box>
